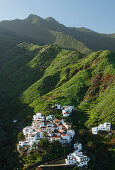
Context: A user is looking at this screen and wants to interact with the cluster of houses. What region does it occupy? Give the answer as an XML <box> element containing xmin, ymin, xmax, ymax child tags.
<box><xmin>17</xmin><ymin>101</ymin><xmax>112</xmax><ymax>167</ymax></box>
<box><xmin>92</xmin><ymin>122</ymin><xmax>111</xmax><ymax>134</ymax></box>
<box><xmin>52</xmin><ymin>104</ymin><xmax>74</xmax><ymax>117</ymax></box>
<box><xmin>18</xmin><ymin>112</ymin><xmax>75</xmax><ymax>150</ymax></box>
<box><xmin>65</xmin><ymin>143</ymin><xmax>90</xmax><ymax>167</ymax></box>
<box><xmin>17</xmin><ymin>105</ymin><xmax>91</xmax><ymax>167</ymax></box>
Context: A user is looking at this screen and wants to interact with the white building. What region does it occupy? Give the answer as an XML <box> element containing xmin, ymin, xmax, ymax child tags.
<box><xmin>19</xmin><ymin>140</ymin><xmax>28</xmax><ymax>147</ymax></box>
<box><xmin>33</xmin><ymin>113</ymin><xmax>43</xmax><ymax>121</ymax></box>
<box><xmin>73</xmin><ymin>151</ymin><xmax>90</xmax><ymax>167</ymax></box>
<box><xmin>98</xmin><ymin>122</ymin><xmax>111</xmax><ymax>131</ymax></box>
<box><xmin>92</xmin><ymin>127</ymin><xmax>98</xmax><ymax>134</ymax></box>
<box><xmin>65</xmin><ymin>143</ymin><xmax>90</xmax><ymax>167</ymax></box>
<box><xmin>46</xmin><ymin>115</ymin><xmax>53</xmax><ymax>120</ymax></box>
<box><xmin>52</xmin><ymin>104</ymin><xmax>62</xmax><ymax>109</ymax></box>
<box><xmin>23</xmin><ymin>126</ymin><xmax>35</xmax><ymax>135</ymax></box>
<box><xmin>63</xmin><ymin>106</ymin><xmax>74</xmax><ymax>111</ymax></box>
<box><xmin>52</xmin><ymin>104</ymin><xmax>74</xmax><ymax>117</ymax></box>
<box><xmin>66</xmin><ymin>152</ymin><xmax>90</xmax><ymax>167</ymax></box>
<box><xmin>74</xmin><ymin>143</ymin><xmax>82</xmax><ymax>152</ymax></box>
<box><xmin>62</xmin><ymin>106</ymin><xmax>74</xmax><ymax>117</ymax></box>
<box><xmin>67</xmin><ymin>129</ymin><xmax>75</xmax><ymax>138</ymax></box>
<box><xmin>61</xmin><ymin>134</ymin><xmax>71</xmax><ymax>143</ymax></box>
<box><xmin>62</xmin><ymin>109</ymin><xmax>70</xmax><ymax>117</ymax></box>
<box><xmin>92</xmin><ymin>122</ymin><xmax>111</xmax><ymax>134</ymax></box>
<box><xmin>65</xmin><ymin>153</ymin><xmax>76</xmax><ymax>164</ymax></box>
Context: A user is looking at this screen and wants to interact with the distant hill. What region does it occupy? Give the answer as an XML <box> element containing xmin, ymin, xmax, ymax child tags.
<box><xmin>0</xmin><ymin>14</ymin><xmax>115</xmax><ymax>53</ymax></box>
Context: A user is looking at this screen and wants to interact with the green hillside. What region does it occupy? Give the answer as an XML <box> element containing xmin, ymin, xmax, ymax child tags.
<box><xmin>4</xmin><ymin>45</ymin><xmax>114</xmax><ymax>126</ymax></box>
<box><xmin>0</xmin><ymin>44</ymin><xmax>115</xmax><ymax>169</ymax></box>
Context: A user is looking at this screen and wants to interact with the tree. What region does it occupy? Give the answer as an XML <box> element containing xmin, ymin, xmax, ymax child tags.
<box><xmin>79</xmin><ymin>129</ymin><xmax>85</xmax><ymax>136</ymax></box>
<box><xmin>73</xmin><ymin>167</ymin><xmax>79</xmax><ymax>170</ymax></box>
<box><xmin>87</xmin><ymin>141</ymin><xmax>93</xmax><ymax>148</ymax></box>
<box><xmin>43</xmin><ymin>131</ymin><xmax>47</xmax><ymax>138</ymax></box>
<box><xmin>38</xmin><ymin>138</ymin><xmax>51</xmax><ymax>153</ymax></box>
<box><xmin>17</xmin><ymin>132</ymin><xmax>25</xmax><ymax>141</ymax></box>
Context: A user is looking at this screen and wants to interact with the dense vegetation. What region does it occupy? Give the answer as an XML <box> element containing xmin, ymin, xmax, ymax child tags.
<box><xmin>0</xmin><ymin>42</ymin><xmax>114</xmax><ymax>169</ymax></box>
<box><xmin>0</xmin><ymin>14</ymin><xmax>115</xmax><ymax>169</ymax></box>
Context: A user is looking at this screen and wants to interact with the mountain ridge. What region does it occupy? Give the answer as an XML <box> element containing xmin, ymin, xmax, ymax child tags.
<box><xmin>0</xmin><ymin>14</ymin><xmax>115</xmax><ymax>53</ymax></box>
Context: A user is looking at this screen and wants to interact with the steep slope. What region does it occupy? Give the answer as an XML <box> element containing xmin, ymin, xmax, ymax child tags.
<box><xmin>0</xmin><ymin>14</ymin><xmax>115</xmax><ymax>53</ymax></box>
<box><xmin>0</xmin><ymin>43</ymin><xmax>115</xmax><ymax>169</ymax></box>
<box><xmin>1</xmin><ymin>44</ymin><xmax>114</xmax><ymax>127</ymax></box>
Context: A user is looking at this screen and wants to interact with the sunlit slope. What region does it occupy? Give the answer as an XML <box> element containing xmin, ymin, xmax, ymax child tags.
<box><xmin>3</xmin><ymin>43</ymin><xmax>114</xmax><ymax>126</ymax></box>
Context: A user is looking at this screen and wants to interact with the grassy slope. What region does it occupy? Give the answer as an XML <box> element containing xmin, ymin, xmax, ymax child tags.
<box><xmin>2</xmin><ymin>44</ymin><xmax>114</xmax><ymax>128</ymax></box>
<box><xmin>0</xmin><ymin>43</ymin><xmax>115</xmax><ymax>169</ymax></box>
<box><xmin>50</xmin><ymin>31</ymin><xmax>91</xmax><ymax>54</ymax></box>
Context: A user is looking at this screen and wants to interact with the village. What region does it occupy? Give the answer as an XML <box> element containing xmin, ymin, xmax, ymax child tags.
<box><xmin>18</xmin><ymin>105</ymin><xmax>75</xmax><ymax>149</ymax></box>
<box><xmin>17</xmin><ymin>104</ymin><xmax>111</xmax><ymax>168</ymax></box>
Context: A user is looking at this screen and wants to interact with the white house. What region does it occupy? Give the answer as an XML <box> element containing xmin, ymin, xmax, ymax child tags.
<box><xmin>50</xmin><ymin>136</ymin><xmax>61</xmax><ymax>142</ymax></box>
<box><xmin>39</xmin><ymin>121</ymin><xmax>45</xmax><ymax>128</ymax></box>
<box><xmin>47</xmin><ymin>123</ymin><xmax>54</xmax><ymax>128</ymax></box>
<box><xmin>29</xmin><ymin>140</ymin><xmax>40</xmax><ymax>146</ymax></box>
<box><xmin>52</xmin><ymin>105</ymin><xmax>74</xmax><ymax>117</ymax></box>
<box><xmin>19</xmin><ymin>140</ymin><xmax>29</xmax><ymax>147</ymax></box>
<box><xmin>63</xmin><ymin>106</ymin><xmax>74</xmax><ymax>111</ymax></box>
<box><xmin>61</xmin><ymin>134</ymin><xmax>71</xmax><ymax>143</ymax></box>
<box><xmin>23</xmin><ymin>126</ymin><xmax>35</xmax><ymax>135</ymax></box>
<box><xmin>33</xmin><ymin>113</ymin><xmax>42</xmax><ymax>121</ymax></box>
<box><xmin>65</xmin><ymin>153</ymin><xmax>76</xmax><ymax>165</ymax></box>
<box><xmin>62</xmin><ymin>109</ymin><xmax>70</xmax><ymax>117</ymax></box>
<box><xmin>98</xmin><ymin>122</ymin><xmax>111</xmax><ymax>131</ymax></box>
<box><xmin>74</xmin><ymin>143</ymin><xmax>82</xmax><ymax>152</ymax></box>
<box><xmin>67</xmin><ymin>129</ymin><xmax>75</xmax><ymax>138</ymax></box>
<box><xmin>66</xmin><ymin>152</ymin><xmax>90</xmax><ymax>167</ymax></box>
<box><xmin>92</xmin><ymin>127</ymin><xmax>98</xmax><ymax>134</ymax></box>
<box><xmin>65</xmin><ymin>143</ymin><xmax>90</xmax><ymax>167</ymax></box>
<box><xmin>62</xmin><ymin>106</ymin><xmax>74</xmax><ymax>117</ymax></box>
<box><xmin>92</xmin><ymin>122</ymin><xmax>111</xmax><ymax>134</ymax></box>
<box><xmin>46</xmin><ymin>115</ymin><xmax>54</xmax><ymax>120</ymax></box>
<box><xmin>52</xmin><ymin>104</ymin><xmax>61</xmax><ymax>109</ymax></box>
<box><xmin>73</xmin><ymin>151</ymin><xmax>90</xmax><ymax>167</ymax></box>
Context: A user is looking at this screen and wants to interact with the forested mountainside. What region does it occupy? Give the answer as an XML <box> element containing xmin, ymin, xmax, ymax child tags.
<box><xmin>0</xmin><ymin>14</ymin><xmax>115</xmax><ymax>54</ymax></box>
<box><xmin>0</xmin><ymin>42</ymin><xmax>115</xmax><ymax>169</ymax></box>
<box><xmin>1</xmin><ymin>43</ymin><xmax>114</xmax><ymax>126</ymax></box>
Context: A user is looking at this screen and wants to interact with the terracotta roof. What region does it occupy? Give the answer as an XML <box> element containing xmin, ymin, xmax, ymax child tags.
<box><xmin>55</xmin><ymin>136</ymin><xmax>61</xmax><ymax>138</ymax></box>
<box><xmin>53</xmin><ymin>119</ymin><xmax>60</xmax><ymax>122</ymax></box>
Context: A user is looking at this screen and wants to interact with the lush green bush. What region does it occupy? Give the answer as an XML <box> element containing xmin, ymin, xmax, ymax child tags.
<box><xmin>17</xmin><ymin>132</ymin><xmax>25</xmax><ymax>141</ymax></box>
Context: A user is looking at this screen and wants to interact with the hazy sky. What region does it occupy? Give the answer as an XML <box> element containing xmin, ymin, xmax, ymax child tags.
<box><xmin>0</xmin><ymin>0</ymin><xmax>115</xmax><ymax>34</ymax></box>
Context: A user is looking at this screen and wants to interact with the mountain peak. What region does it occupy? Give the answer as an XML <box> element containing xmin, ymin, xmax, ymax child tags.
<box><xmin>25</xmin><ymin>14</ymin><xmax>43</xmax><ymax>22</ymax></box>
<box><xmin>45</xmin><ymin>17</ymin><xmax>59</xmax><ymax>23</ymax></box>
